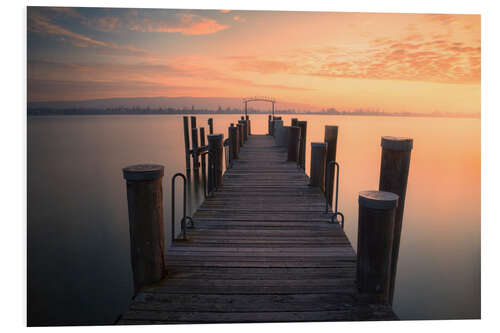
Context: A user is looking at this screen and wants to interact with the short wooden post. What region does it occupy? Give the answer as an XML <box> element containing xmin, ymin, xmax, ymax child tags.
<box><xmin>122</xmin><ymin>164</ymin><xmax>166</xmax><ymax>294</ymax></box>
<box><xmin>379</xmin><ymin>136</ymin><xmax>413</xmax><ymax>304</ymax></box>
<box><xmin>243</xmin><ymin>120</ymin><xmax>249</xmax><ymax>142</ymax></box>
<box><xmin>238</xmin><ymin>120</ymin><xmax>247</xmax><ymax>143</ymax></box>
<box><xmin>208</xmin><ymin>134</ymin><xmax>224</xmax><ymax>191</ymax></box>
<box><xmin>291</xmin><ymin>118</ymin><xmax>298</xmax><ymax>127</ymax></box>
<box><xmin>310</xmin><ymin>143</ymin><xmax>327</xmax><ymax>192</ymax></box>
<box><xmin>191</xmin><ymin>126</ymin><xmax>199</xmax><ymax>170</ymax></box>
<box><xmin>324</xmin><ymin>126</ymin><xmax>339</xmax><ymax>207</ymax></box>
<box><xmin>287</xmin><ymin>126</ymin><xmax>301</xmax><ymax>162</ymax></box>
<box><xmin>270</xmin><ymin>118</ymin><xmax>275</xmax><ymax>136</ymax></box>
<box><xmin>297</xmin><ymin>121</ymin><xmax>307</xmax><ymax>169</ymax></box>
<box><xmin>208</xmin><ymin>118</ymin><xmax>214</xmax><ymax>134</ymax></box>
<box><xmin>356</xmin><ymin>190</ymin><xmax>399</xmax><ymax>304</ymax></box>
<box><xmin>268</xmin><ymin>115</ymin><xmax>272</xmax><ymax>135</ymax></box>
<box><xmin>237</xmin><ymin>123</ymin><xmax>244</xmax><ymax>147</ymax></box>
<box><xmin>245</xmin><ymin>115</ymin><xmax>251</xmax><ymax>135</ymax></box>
<box><xmin>273</xmin><ymin>119</ymin><xmax>284</xmax><ymax>144</ymax></box>
<box><xmin>183</xmin><ymin>116</ymin><xmax>191</xmax><ymax>172</ymax></box>
<box><xmin>229</xmin><ymin>124</ymin><xmax>239</xmax><ymax>160</ymax></box>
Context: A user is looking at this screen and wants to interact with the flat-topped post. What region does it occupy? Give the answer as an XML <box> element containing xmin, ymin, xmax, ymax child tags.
<box><xmin>324</xmin><ymin>126</ymin><xmax>339</xmax><ymax>207</ymax></box>
<box><xmin>379</xmin><ymin>136</ymin><xmax>413</xmax><ymax>304</ymax></box>
<box><xmin>183</xmin><ymin>116</ymin><xmax>191</xmax><ymax>172</ymax></box>
<box><xmin>310</xmin><ymin>142</ymin><xmax>327</xmax><ymax>192</ymax></box>
<box><xmin>357</xmin><ymin>190</ymin><xmax>399</xmax><ymax>304</ymax></box>
<box><xmin>208</xmin><ymin>134</ymin><xmax>224</xmax><ymax>191</ymax></box>
<box><xmin>245</xmin><ymin>115</ymin><xmax>251</xmax><ymax>135</ymax></box>
<box><xmin>268</xmin><ymin>115</ymin><xmax>272</xmax><ymax>135</ymax></box>
<box><xmin>237</xmin><ymin>123</ymin><xmax>244</xmax><ymax>147</ymax></box>
<box><xmin>287</xmin><ymin>126</ymin><xmax>301</xmax><ymax>162</ymax></box>
<box><xmin>122</xmin><ymin>164</ymin><xmax>166</xmax><ymax>294</ymax></box>
<box><xmin>291</xmin><ymin>118</ymin><xmax>298</xmax><ymax>127</ymax></box>
<box><xmin>297</xmin><ymin>121</ymin><xmax>307</xmax><ymax>169</ymax></box>
<box><xmin>229</xmin><ymin>124</ymin><xmax>239</xmax><ymax>160</ymax></box>
<box><xmin>208</xmin><ymin>118</ymin><xmax>214</xmax><ymax>134</ymax></box>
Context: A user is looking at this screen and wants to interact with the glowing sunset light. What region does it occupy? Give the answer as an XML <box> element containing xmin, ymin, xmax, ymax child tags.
<box><xmin>28</xmin><ymin>7</ymin><xmax>480</xmax><ymax>115</ymax></box>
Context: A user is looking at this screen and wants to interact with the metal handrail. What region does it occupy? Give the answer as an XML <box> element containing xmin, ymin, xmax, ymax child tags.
<box><xmin>171</xmin><ymin>173</ymin><xmax>194</xmax><ymax>241</ymax></box>
<box><xmin>200</xmin><ymin>150</ymin><xmax>217</xmax><ymax>199</ymax></box>
<box><xmin>325</xmin><ymin>161</ymin><xmax>344</xmax><ymax>228</ymax></box>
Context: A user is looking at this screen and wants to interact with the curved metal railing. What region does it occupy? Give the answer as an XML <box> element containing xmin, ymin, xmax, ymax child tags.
<box><xmin>325</xmin><ymin>161</ymin><xmax>344</xmax><ymax>228</ymax></box>
<box><xmin>171</xmin><ymin>173</ymin><xmax>194</xmax><ymax>241</ymax></box>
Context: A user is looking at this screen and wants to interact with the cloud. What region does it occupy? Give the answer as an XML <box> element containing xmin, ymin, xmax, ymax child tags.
<box><xmin>219</xmin><ymin>10</ymin><xmax>231</xmax><ymax>13</ymax></box>
<box><xmin>89</xmin><ymin>11</ymin><xmax>229</xmax><ymax>35</ymax></box>
<box><xmin>227</xmin><ymin>32</ymin><xmax>480</xmax><ymax>84</ymax></box>
<box><xmin>233</xmin><ymin>16</ymin><xmax>246</xmax><ymax>22</ymax></box>
<box><xmin>28</xmin><ymin>9</ymin><xmax>152</xmax><ymax>57</ymax></box>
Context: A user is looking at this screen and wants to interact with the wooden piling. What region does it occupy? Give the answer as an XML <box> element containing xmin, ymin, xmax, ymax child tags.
<box><xmin>356</xmin><ymin>190</ymin><xmax>399</xmax><ymax>304</ymax></box>
<box><xmin>310</xmin><ymin>142</ymin><xmax>327</xmax><ymax>192</ymax></box>
<box><xmin>379</xmin><ymin>136</ymin><xmax>413</xmax><ymax>304</ymax></box>
<box><xmin>208</xmin><ymin>118</ymin><xmax>213</xmax><ymax>134</ymax></box>
<box><xmin>200</xmin><ymin>127</ymin><xmax>206</xmax><ymax>181</ymax></box>
<box><xmin>208</xmin><ymin>134</ymin><xmax>224</xmax><ymax>190</ymax></box>
<box><xmin>237</xmin><ymin>123</ymin><xmax>244</xmax><ymax>147</ymax></box>
<box><xmin>229</xmin><ymin>124</ymin><xmax>239</xmax><ymax>160</ymax></box>
<box><xmin>191</xmin><ymin>127</ymin><xmax>199</xmax><ymax>170</ymax></box>
<box><xmin>268</xmin><ymin>115</ymin><xmax>272</xmax><ymax>135</ymax></box>
<box><xmin>287</xmin><ymin>126</ymin><xmax>301</xmax><ymax>162</ymax></box>
<box><xmin>245</xmin><ymin>115</ymin><xmax>251</xmax><ymax>135</ymax></box>
<box><xmin>273</xmin><ymin>119</ymin><xmax>284</xmax><ymax>145</ymax></box>
<box><xmin>183</xmin><ymin>116</ymin><xmax>191</xmax><ymax>172</ymax></box>
<box><xmin>324</xmin><ymin>126</ymin><xmax>339</xmax><ymax>207</ymax></box>
<box><xmin>122</xmin><ymin>164</ymin><xmax>166</xmax><ymax>294</ymax></box>
<box><xmin>297</xmin><ymin>121</ymin><xmax>307</xmax><ymax>169</ymax></box>
<box><xmin>238</xmin><ymin>120</ymin><xmax>247</xmax><ymax>143</ymax></box>
<box><xmin>291</xmin><ymin>118</ymin><xmax>298</xmax><ymax>127</ymax></box>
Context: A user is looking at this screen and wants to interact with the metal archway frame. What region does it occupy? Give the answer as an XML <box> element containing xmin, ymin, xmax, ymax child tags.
<box><xmin>243</xmin><ymin>96</ymin><xmax>276</xmax><ymax>118</ymax></box>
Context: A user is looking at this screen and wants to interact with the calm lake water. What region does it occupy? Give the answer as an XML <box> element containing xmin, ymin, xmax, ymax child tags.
<box><xmin>27</xmin><ymin>114</ymin><xmax>480</xmax><ymax>325</ymax></box>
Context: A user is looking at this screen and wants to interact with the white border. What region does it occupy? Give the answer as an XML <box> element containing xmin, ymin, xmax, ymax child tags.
<box><xmin>4</xmin><ymin>0</ymin><xmax>499</xmax><ymax>332</ymax></box>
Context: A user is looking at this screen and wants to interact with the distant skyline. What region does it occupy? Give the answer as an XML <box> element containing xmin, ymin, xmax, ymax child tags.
<box><xmin>28</xmin><ymin>7</ymin><xmax>481</xmax><ymax>115</ymax></box>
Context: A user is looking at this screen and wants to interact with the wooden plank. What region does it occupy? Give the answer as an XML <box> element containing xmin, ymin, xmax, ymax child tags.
<box><xmin>118</xmin><ymin>134</ymin><xmax>396</xmax><ymax>324</ymax></box>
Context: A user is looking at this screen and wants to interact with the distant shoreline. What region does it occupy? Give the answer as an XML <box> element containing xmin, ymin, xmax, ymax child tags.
<box><xmin>27</xmin><ymin>108</ymin><xmax>480</xmax><ymax>119</ymax></box>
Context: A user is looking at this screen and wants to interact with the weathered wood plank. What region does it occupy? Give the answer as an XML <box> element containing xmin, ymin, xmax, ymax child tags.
<box><xmin>118</xmin><ymin>134</ymin><xmax>396</xmax><ymax>324</ymax></box>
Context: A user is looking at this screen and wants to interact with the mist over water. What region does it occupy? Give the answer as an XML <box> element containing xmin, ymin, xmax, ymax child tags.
<box><xmin>27</xmin><ymin>114</ymin><xmax>480</xmax><ymax>325</ymax></box>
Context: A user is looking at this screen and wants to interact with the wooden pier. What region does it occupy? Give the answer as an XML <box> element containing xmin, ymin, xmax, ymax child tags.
<box><xmin>118</xmin><ymin>134</ymin><xmax>398</xmax><ymax>324</ymax></box>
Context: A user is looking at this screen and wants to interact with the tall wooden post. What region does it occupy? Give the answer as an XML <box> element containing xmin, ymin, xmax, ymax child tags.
<box><xmin>238</xmin><ymin>120</ymin><xmax>247</xmax><ymax>143</ymax></box>
<box><xmin>208</xmin><ymin>134</ymin><xmax>224</xmax><ymax>191</ymax></box>
<box><xmin>183</xmin><ymin>116</ymin><xmax>191</xmax><ymax>172</ymax></box>
<box><xmin>229</xmin><ymin>124</ymin><xmax>239</xmax><ymax>160</ymax></box>
<box><xmin>272</xmin><ymin>102</ymin><xmax>275</xmax><ymax>118</ymax></box>
<box><xmin>379</xmin><ymin>136</ymin><xmax>413</xmax><ymax>304</ymax></box>
<box><xmin>287</xmin><ymin>126</ymin><xmax>301</xmax><ymax>162</ymax></box>
<box><xmin>245</xmin><ymin>115</ymin><xmax>251</xmax><ymax>135</ymax></box>
<box><xmin>191</xmin><ymin>126</ymin><xmax>199</xmax><ymax>170</ymax></box>
<box><xmin>268</xmin><ymin>115</ymin><xmax>272</xmax><ymax>135</ymax></box>
<box><xmin>310</xmin><ymin>143</ymin><xmax>327</xmax><ymax>193</ymax></box>
<box><xmin>200</xmin><ymin>127</ymin><xmax>206</xmax><ymax>181</ymax></box>
<box><xmin>324</xmin><ymin>126</ymin><xmax>339</xmax><ymax>207</ymax></box>
<box><xmin>356</xmin><ymin>190</ymin><xmax>399</xmax><ymax>304</ymax></box>
<box><xmin>273</xmin><ymin>119</ymin><xmax>284</xmax><ymax>144</ymax></box>
<box><xmin>122</xmin><ymin>164</ymin><xmax>166</xmax><ymax>294</ymax></box>
<box><xmin>297</xmin><ymin>121</ymin><xmax>307</xmax><ymax>169</ymax></box>
<box><xmin>237</xmin><ymin>123</ymin><xmax>244</xmax><ymax>147</ymax></box>
<box><xmin>208</xmin><ymin>118</ymin><xmax>213</xmax><ymax>134</ymax></box>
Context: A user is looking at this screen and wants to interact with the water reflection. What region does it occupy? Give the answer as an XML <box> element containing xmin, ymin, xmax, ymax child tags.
<box><xmin>27</xmin><ymin>114</ymin><xmax>480</xmax><ymax>325</ymax></box>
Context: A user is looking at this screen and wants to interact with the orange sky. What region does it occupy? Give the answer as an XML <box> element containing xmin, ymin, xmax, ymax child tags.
<box><xmin>28</xmin><ymin>8</ymin><xmax>481</xmax><ymax>114</ymax></box>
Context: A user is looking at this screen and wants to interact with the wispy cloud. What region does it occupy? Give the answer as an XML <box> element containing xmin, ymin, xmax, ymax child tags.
<box><xmin>228</xmin><ymin>32</ymin><xmax>481</xmax><ymax>84</ymax></box>
<box><xmin>233</xmin><ymin>16</ymin><xmax>246</xmax><ymax>22</ymax></box>
<box><xmin>28</xmin><ymin>8</ymin><xmax>152</xmax><ymax>57</ymax></box>
<box><xmin>88</xmin><ymin>10</ymin><xmax>229</xmax><ymax>35</ymax></box>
